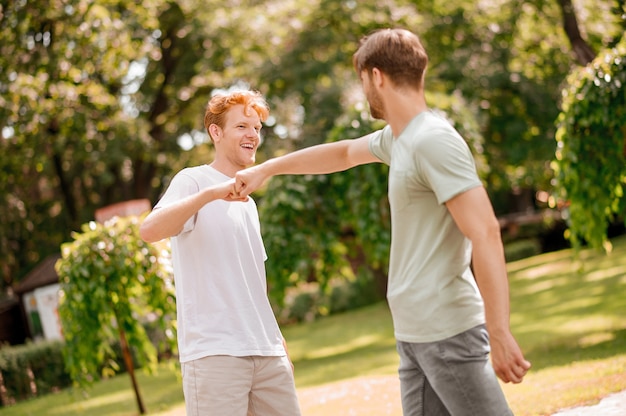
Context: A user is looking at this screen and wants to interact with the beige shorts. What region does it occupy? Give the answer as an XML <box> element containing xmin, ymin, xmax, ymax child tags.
<box><xmin>181</xmin><ymin>355</ymin><xmax>301</xmax><ymax>416</ymax></box>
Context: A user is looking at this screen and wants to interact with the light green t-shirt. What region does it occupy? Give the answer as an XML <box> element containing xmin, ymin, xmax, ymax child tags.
<box><xmin>369</xmin><ymin>111</ymin><xmax>485</xmax><ymax>343</ymax></box>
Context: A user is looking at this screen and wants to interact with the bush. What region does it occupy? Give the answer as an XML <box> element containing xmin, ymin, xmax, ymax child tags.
<box><xmin>0</xmin><ymin>340</ymin><xmax>71</xmax><ymax>406</ymax></box>
<box><xmin>277</xmin><ymin>270</ymin><xmax>384</xmax><ymax>325</ymax></box>
<box><xmin>328</xmin><ymin>268</ymin><xmax>382</xmax><ymax>315</ymax></box>
<box><xmin>554</xmin><ymin>39</ymin><xmax>626</xmax><ymax>250</ymax></box>
<box><xmin>281</xmin><ymin>283</ymin><xmax>320</xmax><ymax>324</ymax></box>
<box><xmin>0</xmin><ymin>313</ymin><xmax>171</xmax><ymax>408</ymax></box>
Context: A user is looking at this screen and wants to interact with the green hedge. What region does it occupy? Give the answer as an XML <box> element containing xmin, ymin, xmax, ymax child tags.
<box><xmin>277</xmin><ymin>268</ymin><xmax>384</xmax><ymax>325</ymax></box>
<box><xmin>0</xmin><ymin>339</ymin><xmax>147</xmax><ymax>407</ymax></box>
<box><xmin>0</xmin><ymin>318</ymin><xmax>174</xmax><ymax>408</ymax></box>
<box><xmin>0</xmin><ymin>340</ymin><xmax>71</xmax><ymax>406</ymax></box>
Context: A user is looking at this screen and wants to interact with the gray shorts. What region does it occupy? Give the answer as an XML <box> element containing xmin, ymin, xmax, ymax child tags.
<box><xmin>397</xmin><ymin>324</ymin><xmax>513</xmax><ymax>416</ymax></box>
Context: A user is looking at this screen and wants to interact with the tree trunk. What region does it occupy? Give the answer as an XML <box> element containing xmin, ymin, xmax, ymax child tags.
<box><xmin>557</xmin><ymin>0</ymin><xmax>596</xmax><ymax>65</ymax></box>
<box><xmin>118</xmin><ymin>324</ymin><xmax>146</xmax><ymax>415</ymax></box>
<box><xmin>48</xmin><ymin>122</ymin><xmax>78</xmax><ymax>224</ymax></box>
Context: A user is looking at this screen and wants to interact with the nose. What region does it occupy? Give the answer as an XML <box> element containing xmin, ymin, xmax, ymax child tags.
<box><xmin>247</xmin><ymin>127</ymin><xmax>259</xmax><ymax>139</ymax></box>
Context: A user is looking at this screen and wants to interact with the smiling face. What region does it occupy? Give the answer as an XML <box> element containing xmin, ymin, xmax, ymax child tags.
<box><xmin>210</xmin><ymin>104</ymin><xmax>262</xmax><ymax>176</ymax></box>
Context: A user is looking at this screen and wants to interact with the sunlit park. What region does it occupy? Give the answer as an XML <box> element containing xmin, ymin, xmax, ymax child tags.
<box><xmin>1</xmin><ymin>1</ymin><xmax>625</xmax><ymax>416</ymax></box>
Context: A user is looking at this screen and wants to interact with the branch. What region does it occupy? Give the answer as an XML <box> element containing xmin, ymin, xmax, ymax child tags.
<box><xmin>557</xmin><ymin>0</ymin><xmax>596</xmax><ymax>65</ymax></box>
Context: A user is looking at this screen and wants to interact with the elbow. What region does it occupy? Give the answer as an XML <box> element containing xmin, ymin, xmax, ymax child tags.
<box><xmin>468</xmin><ymin>216</ymin><xmax>502</xmax><ymax>245</ymax></box>
<box><xmin>482</xmin><ymin>217</ymin><xmax>503</xmax><ymax>244</ymax></box>
<box><xmin>487</xmin><ymin>216</ymin><xmax>502</xmax><ymax>237</ymax></box>
<box><xmin>139</xmin><ymin>220</ymin><xmax>159</xmax><ymax>243</ymax></box>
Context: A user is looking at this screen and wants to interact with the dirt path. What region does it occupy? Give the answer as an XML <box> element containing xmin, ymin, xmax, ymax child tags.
<box><xmin>157</xmin><ymin>375</ymin><xmax>626</xmax><ymax>416</ymax></box>
<box><xmin>157</xmin><ymin>375</ymin><xmax>402</xmax><ymax>416</ymax></box>
<box><xmin>551</xmin><ymin>390</ymin><xmax>626</xmax><ymax>416</ymax></box>
<box><xmin>298</xmin><ymin>375</ymin><xmax>401</xmax><ymax>416</ymax></box>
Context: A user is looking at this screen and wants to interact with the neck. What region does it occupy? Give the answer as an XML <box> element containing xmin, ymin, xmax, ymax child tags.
<box><xmin>209</xmin><ymin>160</ymin><xmax>239</xmax><ymax>178</ymax></box>
<box><xmin>383</xmin><ymin>88</ymin><xmax>428</xmax><ymax>137</ymax></box>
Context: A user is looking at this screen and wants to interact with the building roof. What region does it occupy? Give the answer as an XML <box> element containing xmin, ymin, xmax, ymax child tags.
<box><xmin>13</xmin><ymin>254</ymin><xmax>61</xmax><ymax>295</ymax></box>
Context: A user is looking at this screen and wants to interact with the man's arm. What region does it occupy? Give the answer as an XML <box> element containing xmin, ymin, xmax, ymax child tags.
<box><xmin>139</xmin><ymin>179</ymin><xmax>243</xmax><ymax>243</ymax></box>
<box><xmin>235</xmin><ymin>133</ymin><xmax>380</xmax><ymax>196</ymax></box>
<box><xmin>445</xmin><ymin>186</ymin><xmax>531</xmax><ymax>384</ymax></box>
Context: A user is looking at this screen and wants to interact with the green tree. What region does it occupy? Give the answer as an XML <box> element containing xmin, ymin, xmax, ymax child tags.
<box><xmin>259</xmin><ymin>90</ymin><xmax>486</xmax><ymax>306</ymax></box>
<box><xmin>0</xmin><ymin>0</ymin><xmax>163</xmax><ymax>291</ymax></box>
<box><xmin>553</xmin><ymin>39</ymin><xmax>626</xmax><ymax>250</ymax></box>
<box><xmin>251</xmin><ymin>0</ymin><xmax>620</xmax><ymax>303</ymax></box>
<box><xmin>0</xmin><ymin>0</ymin><xmax>294</xmax><ymax>292</ymax></box>
<box><xmin>411</xmin><ymin>0</ymin><xmax>617</xmax><ymax>208</ymax></box>
<box><xmin>55</xmin><ymin>215</ymin><xmax>176</xmax><ymax>414</ymax></box>
<box><xmin>2</xmin><ymin>0</ymin><xmax>623</xmax><ymax>305</ymax></box>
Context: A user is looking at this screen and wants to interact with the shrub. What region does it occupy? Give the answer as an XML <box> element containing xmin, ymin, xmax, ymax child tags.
<box><xmin>554</xmin><ymin>39</ymin><xmax>626</xmax><ymax>251</ymax></box>
<box><xmin>277</xmin><ymin>270</ymin><xmax>384</xmax><ymax>325</ymax></box>
<box><xmin>0</xmin><ymin>340</ymin><xmax>71</xmax><ymax>406</ymax></box>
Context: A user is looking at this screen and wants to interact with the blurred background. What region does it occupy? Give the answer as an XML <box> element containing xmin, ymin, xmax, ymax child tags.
<box><xmin>1</xmin><ymin>0</ymin><xmax>625</xmax><ymax>345</ymax></box>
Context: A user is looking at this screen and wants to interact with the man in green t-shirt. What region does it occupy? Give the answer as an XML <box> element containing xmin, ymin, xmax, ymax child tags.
<box><xmin>235</xmin><ymin>28</ymin><xmax>531</xmax><ymax>415</ymax></box>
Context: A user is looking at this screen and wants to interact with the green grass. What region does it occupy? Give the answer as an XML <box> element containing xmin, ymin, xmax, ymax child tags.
<box><xmin>2</xmin><ymin>235</ymin><xmax>626</xmax><ymax>415</ymax></box>
<box><xmin>284</xmin><ymin>301</ymin><xmax>398</xmax><ymax>387</ymax></box>
<box><xmin>0</xmin><ymin>362</ymin><xmax>183</xmax><ymax>416</ymax></box>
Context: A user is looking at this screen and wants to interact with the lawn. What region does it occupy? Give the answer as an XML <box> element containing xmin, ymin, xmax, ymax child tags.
<box><xmin>2</xmin><ymin>235</ymin><xmax>626</xmax><ymax>416</ymax></box>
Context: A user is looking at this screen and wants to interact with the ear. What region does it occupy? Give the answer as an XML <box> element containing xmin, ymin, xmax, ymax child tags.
<box><xmin>371</xmin><ymin>68</ymin><xmax>385</xmax><ymax>88</ymax></box>
<box><xmin>209</xmin><ymin>124</ymin><xmax>222</xmax><ymax>143</ymax></box>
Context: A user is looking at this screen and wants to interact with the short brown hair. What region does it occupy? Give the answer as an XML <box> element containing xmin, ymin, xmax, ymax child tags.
<box><xmin>204</xmin><ymin>90</ymin><xmax>270</xmax><ymax>141</ymax></box>
<box><xmin>352</xmin><ymin>28</ymin><xmax>428</xmax><ymax>90</ymax></box>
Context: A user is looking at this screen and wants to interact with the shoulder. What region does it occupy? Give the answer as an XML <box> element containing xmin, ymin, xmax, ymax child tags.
<box><xmin>415</xmin><ymin>113</ymin><xmax>469</xmax><ymax>155</ymax></box>
<box><xmin>175</xmin><ymin>165</ymin><xmax>225</xmax><ymax>183</ymax></box>
<box><xmin>177</xmin><ymin>165</ymin><xmax>207</xmax><ymax>177</ymax></box>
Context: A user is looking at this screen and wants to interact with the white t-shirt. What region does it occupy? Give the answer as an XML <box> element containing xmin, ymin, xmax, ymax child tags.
<box><xmin>369</xmin><ymin>111</ymin><xmax>485</xmax><ymax>343</ymax></box>
<box><xmin>155</xmin><ymin>165</ymin><xmax>285</xmax><ymax>363</ymax></box>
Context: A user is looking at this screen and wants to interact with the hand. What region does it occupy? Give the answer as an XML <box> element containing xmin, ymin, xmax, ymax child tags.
<box><xmin>235</xmin><ymin>165</ymin><xmax>269</xmax><ymax>198</ymax></box>
<box><xmin>216</xmin><ymin>179</ymin><xmax>248</xmax><ymax>202</ymax></box>
<box><xmin>490</xmin><ymin>330</ymin><xmax>531</xmax><ymax>383</ymax></box>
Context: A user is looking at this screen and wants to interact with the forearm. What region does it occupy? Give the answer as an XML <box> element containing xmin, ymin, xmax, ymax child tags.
<box><xmin>260</xmin><ymin>140</ymin><xmax>354</xmax><ymax>178</ymax></box>
<box><xmin>471</xmin><ymin>232</ymin><xmax>511</xmax><ymax>336</ymax></box>
<box><xmin>472</xmin><ymin>232</ymin><xmax>532</xmax><ymax>383</ymax></box>
<box><xmin>139</xmin><ymin>186</ymin><xmax>221</xmax><ymax>243</ymax></box>
<box><xmin>236</xmin><ymin>134</ymin><xmax>378</xmax><ymax>196</ymax></box>
<box><xmin>446</xmin><ymin>188</ymin><xmax>530</xmax><ymax>382</ymax></box>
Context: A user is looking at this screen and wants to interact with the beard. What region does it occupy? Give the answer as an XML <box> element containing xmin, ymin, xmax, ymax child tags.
<box><xmin>366</xmin><ymin>84</ymin><xmax>385</xmax><ymax>120</ymax></box>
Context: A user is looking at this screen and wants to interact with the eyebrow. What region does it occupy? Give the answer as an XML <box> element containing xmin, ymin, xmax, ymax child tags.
<box><xmin>233</xmin><ymin>119</ymin><xmax>263</xmax><ymax>129</ymax></box>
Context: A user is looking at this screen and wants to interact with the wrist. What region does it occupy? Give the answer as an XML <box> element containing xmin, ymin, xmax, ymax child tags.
<box><xmin>260</xmin><ymin>158</ymin><xmax>279</xmax><ymax>177</ymax></box>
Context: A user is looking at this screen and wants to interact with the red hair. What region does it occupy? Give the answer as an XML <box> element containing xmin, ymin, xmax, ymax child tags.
<box><xmin>204</xmin><ymin>90</ymin><xmax>269</xmax><ymax>140</ymax></box>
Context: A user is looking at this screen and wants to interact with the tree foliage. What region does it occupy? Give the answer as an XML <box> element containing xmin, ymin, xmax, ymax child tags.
<box><xmin>260</xmin><ymin>90</ymin><xmax>486</xmax><ymax>303</ymax></box>
<box><xmin>553</xmin><ymin>38</ymin><xmax>626</xmax><ymax>251</ymax></box>
<box><xmin>55</xmin><ymin>215</ymin><xmax>176</xmax><ymax>394</ymax></box>
<box><xmin>1</xmin><ymin>0</ymin><xmax>624</xmax><ymax>301</ymax></box>
<box><xmin>0</xmin><ymin>0</ymin><xmax>163</xmax><ymax>290</ymax></box>
<box><xmin>0</xmin><ymin>0</ymin><xmax>288</xmax><ymax>291</ymax></box>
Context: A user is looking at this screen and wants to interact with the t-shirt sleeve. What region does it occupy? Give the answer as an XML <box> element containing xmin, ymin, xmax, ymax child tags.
<box><xmin>415</xmin><ymin>129</ymin><xmax>482</xmax><ymax>205</ymax></box>
<box><xmin>154</xmin><ymin>170</ymin><xmax>199</xmax><ymax>234</ymax></box>
<box><xmin>368</xmin><ymin>125</ymin><xmax>394</xmax><ymax>165</ymax></box>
